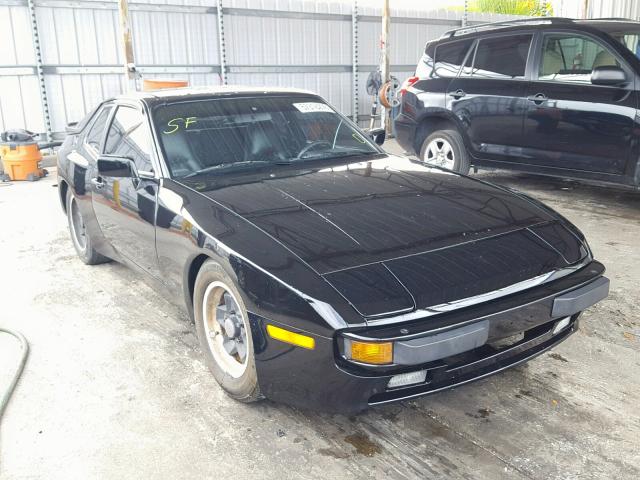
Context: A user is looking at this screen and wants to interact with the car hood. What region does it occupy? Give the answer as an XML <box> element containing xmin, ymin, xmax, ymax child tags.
<box><xmin>186</xmin><ymin>155</ymin><xmax>587</xmax><ymax>317</ymax></box>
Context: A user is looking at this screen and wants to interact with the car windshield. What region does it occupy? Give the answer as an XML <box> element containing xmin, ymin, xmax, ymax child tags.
<box><xmin>152</xmin><ymin>95</ymin><xmax>379</xmax><ymax>178</ymax></box>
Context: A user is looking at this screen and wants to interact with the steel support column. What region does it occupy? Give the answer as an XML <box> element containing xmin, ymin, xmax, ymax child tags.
<box><xmin>216</xmin><ymin>0</ymin><xmax>228</xmax><ymax>85</ymax></box>
<box><xmin>351</xmin><ymin>0</ymin><xmax>359</xmax><ymax>124</ymax></box>
<box><xmin>26</xmin><ymin>0</ymin><xmax>51</xmax><ymax>139</ymax></box>
<box><xmin>462</xmin><ymin>0</ymin><xmax>468</xmax><ymax>27</ymax></box>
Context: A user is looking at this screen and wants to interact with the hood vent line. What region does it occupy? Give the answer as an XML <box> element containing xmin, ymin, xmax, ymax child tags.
<box><xmin>527</xmin><ymin>225</ymin><xmax>574</xmax><ymax>265</ymax></box>
<box><xmin>273</xmin><ymin>186</ymin><xmax>362</xmax><ymax>247</ymax></box>
<box><xmin>320</xmin><ymin>223</ymin><xmax>549</xmax><ymax>276</ymax></box>
<box><xmin>381</xmin><ymin>262</ymin><xmax>417</xmax><ymax>313</ymax></box>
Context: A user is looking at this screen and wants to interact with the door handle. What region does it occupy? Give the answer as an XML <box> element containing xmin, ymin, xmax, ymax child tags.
<box><xmin>527</xmin><ymin>93</ymin><xmax>548</xmax><ymax>104</ymax></box>
<box><xmin>91</xmin><ymin>177</ymin><xmax>105</xmax><ymax>189</ymax></box>
<box><xmin>448</xmin><ymin>89</ymin><xmax>466</xmax><ymax>99</ymax></box>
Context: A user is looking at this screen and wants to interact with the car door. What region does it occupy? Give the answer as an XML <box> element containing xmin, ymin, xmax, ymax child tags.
<box><xmin>521</xmin><ymin>31</ymin><xmax>635</xmax><ymax>175</ymax></box>
<box><xmin>91</xmin><ymin>103</ymin><xmax>161</xmax><ymax>276</ymax></box>
<box><xmin>447</xmin><ymin>33</ymin><xmax>533</xmax><ymax>162</ymax></box>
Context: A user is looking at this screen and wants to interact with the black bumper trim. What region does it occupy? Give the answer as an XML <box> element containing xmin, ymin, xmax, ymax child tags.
<box><xmin>368</xmin><ymin>317</ymin><xmax>576</xmax><ymax>406</ymax></box>
<box><xmin>552</xmin><ymin>276</ymin><xmax>609</xmax><ymax>317</ymax></box>
<box><xmin>393</xmin><ymin>319</ymin><xmax>489</xmax><ymax>365</ymax></box>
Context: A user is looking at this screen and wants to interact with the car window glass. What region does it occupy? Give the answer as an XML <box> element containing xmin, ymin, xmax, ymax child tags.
<box><xmin>538</xmin><ymin>34</ymin><xmax>620</xmax><ymax>83</ymax></box>
<box><xmin>416</xmin><ymin>44</ymin><xmax>435</xmax><ymax>78</ymax></box>
<box><xmin>433</xmin><ymin>40</ymin><xmax>473</xmax><ymax>78</ymax></box>
<box><xmin>467</xmin><ymin>34</ymin><xmax>532</xmax><ymax>79</ymax></box>
<box><xmin>85</xmin><ymin>106</ymin><xmax>112</xmax><ymax>151</ymax></box>
<box><xmin>618</xmin><ymin>33</ymin><xmax>640</xmax><ymax>57</ymax></box>
<box><xmin>104</xmin><ymin>106</ymin><xmax>154</xmax><ymax>173</ymax></box>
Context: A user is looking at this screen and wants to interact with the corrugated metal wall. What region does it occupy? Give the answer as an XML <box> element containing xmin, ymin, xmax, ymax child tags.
<box><xmin>0</xmin><ymin>0</ymin><xmax>522</xmax><ymax>137</ymax></box>
<box><xmin>587</xmin><ymin>0</ymin><xmax>640</xmax><ymax>19</ymax></box>
<box><xmin>552</xmin><ymin>0</ymin><xmax>640</xmax><ymax>20</ymax></box>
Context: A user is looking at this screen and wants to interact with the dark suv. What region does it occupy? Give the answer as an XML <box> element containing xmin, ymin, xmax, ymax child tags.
<box><xmin>395</xmin><ymin>18</ymin><xmax>640</xmax><ymax>188</ymax></box>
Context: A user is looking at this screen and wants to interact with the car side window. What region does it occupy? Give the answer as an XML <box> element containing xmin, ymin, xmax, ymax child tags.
<box><xmin>538</xmin><ymin>34</ymin><xmax>620</xmax><ymax>84</ymax></box>
<box><xmin>465</xmin><ymin>34</ymin><xmax>532</xmax><ymax>79</ymax></box>
<box><xmin>85</xmin><ymin>106</ymin><xmax>112</xmax><ymax>152</ymax></box>
<box><xmin>104</xmin><ymin>106</ymin><xmax>154</xmax><ymax>173</ymax></box>
<box><xmin>433</xmin><ymin>39</ymin><xmax>473</xmax><ymax>78</ymax></box>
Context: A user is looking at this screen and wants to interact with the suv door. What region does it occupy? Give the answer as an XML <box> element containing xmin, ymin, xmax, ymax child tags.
<box><xmin>447</xmin><ymin>33</ymin><xmax>533</xmax><ymax>162</ymax></box>
<box><xmin>91</xmin><ymin>104</ymin><xmax>161</xmax><ymax>276</ymax></box>
<box><xmin>522</xmin><ymin>31</ymin><xmax>635</xmax><ymax>175</ymax></box>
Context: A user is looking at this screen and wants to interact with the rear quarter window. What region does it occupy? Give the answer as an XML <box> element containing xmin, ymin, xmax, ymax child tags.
<box><xmin>416</xmin><ymin>43</ymin><xmax>435</xmax><ymax>78</ymax></box>
<box><xmin>432</xmin><ymin>39</ymin><xmax>474</xmax><ymax>78</ymax></box>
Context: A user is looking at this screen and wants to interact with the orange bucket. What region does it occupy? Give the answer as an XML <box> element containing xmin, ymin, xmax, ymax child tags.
<box><xmin>143</xmin><ymin>79</ymin><xmax>189</xmax><ymax>91</ymax></box>
<box><xmin>0</xmin><ymin>142</ymin><xmax>44</xmax><ymax>181</ymax></box>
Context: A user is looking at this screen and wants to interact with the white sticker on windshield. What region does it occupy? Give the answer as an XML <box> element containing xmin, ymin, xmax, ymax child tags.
<box><xmin>293</xmin><ymin>102</ymin><xmax>334</xmax><ymax>113</ymax></box>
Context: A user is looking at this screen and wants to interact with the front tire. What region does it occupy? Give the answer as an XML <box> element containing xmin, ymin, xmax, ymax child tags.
<box><xmin>193</xmin><ymin>260</ymin><xmax>261</xmax><ymax>403</ymax></box>
<box><xmin>419</xmin><ymin>129</ymin><xmax>470</xmax><ymax>175</ymax></box>
<box><xmin>66</xmin><ymin>189</ymin><xmax>110</xmax><ymax>265</ymax></box>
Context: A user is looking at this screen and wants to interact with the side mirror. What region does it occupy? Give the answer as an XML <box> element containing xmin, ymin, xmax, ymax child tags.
<box><xmin>591</xmin><ymin>65</ymin><xmax>627</xmax><ymax>86</ymax></box>
<box><xmin>368</xmin><ymin>127</ymin><xmax>386</xmax><ymax>146</ymax></box>
<box><xmin>97</xmin><ymin>156</ymin><xmax>136</xmax><ymax>178</ymax></box>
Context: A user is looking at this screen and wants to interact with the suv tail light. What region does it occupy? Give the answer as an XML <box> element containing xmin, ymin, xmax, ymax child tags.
<box><xmin>399</xmin><ymin>76</ymin><xmax>419</xmax><ymax>97</ymax></box>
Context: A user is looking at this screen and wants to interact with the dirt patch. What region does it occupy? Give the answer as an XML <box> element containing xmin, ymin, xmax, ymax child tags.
<box><xmin>466</xmin><ymin>407</ymin><xmax>494</xmax><ymax>419</ymax></box>
<box><xmin>317</xmin><ymin>448</ymin><xmax>350</xmax><ymax>459</ymax></box>
<box><xmin>344</xmin><ymin>432</ymin><xmax>382</xmax><ymax>457</ymax></box>
<box><xmin>549</xmin><ymin>353</ymin><xmax>569</xmax><ymax>363</ymax></box>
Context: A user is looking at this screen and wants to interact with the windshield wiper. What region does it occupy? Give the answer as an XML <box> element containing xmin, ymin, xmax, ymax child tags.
<box><xmin>181</xmin><ymin>160</ymin><xmax>270</xmax><ymax>179</ymax></box>
<box><xmin>289</xmin><ymin>150</ymin><xmax>376</xmax><ymax>162</ymax></box>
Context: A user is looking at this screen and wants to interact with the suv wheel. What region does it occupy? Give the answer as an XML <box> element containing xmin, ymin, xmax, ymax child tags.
<box><xmin>419</xmin><ymin>129</ymin><xmax>470</xmax><ymax>174</ymax></box>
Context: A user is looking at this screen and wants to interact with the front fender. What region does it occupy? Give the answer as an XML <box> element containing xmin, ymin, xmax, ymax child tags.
<box><xmin>156</xmin><ymin>179</ymin><xmax>365</xmax><ymax>336</ymax></box>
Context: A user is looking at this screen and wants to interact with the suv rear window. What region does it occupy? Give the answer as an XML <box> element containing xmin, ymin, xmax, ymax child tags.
<box><xmin>432</xmin><ymin>40</ymin><xmax>473</xmax><ymax>78</ymax></box>
<box><xmin>466</xmin><ymin>34</ymin><xmax>532</xmax><ymax>79</ymax></box>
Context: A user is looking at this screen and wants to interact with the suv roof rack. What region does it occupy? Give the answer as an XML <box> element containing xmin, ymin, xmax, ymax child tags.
<box><xmin>441</xmin><ymin>17</ymin><xmax>575</xmax><ymax>39</ymax></box>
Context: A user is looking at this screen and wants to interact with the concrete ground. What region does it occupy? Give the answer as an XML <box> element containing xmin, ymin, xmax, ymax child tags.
<box><xmin>1</xmin><ymin>143</ymin><xmax>639</xmax><ymax>479</ymax></box>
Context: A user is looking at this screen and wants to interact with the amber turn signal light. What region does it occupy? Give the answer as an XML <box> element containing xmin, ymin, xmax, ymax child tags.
<box><xmin>266</xmin><ymin>324</ymin><xmax>315</xmax><ymax>350</ymax></box>
<box><xmin>346</xmin><ymin>339</ymin><xmax>393</xmax><ymax>365</ymax></box>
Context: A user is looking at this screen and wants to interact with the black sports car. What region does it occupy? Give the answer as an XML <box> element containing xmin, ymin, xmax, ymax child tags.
<box><xmin>57</xmin><ymin>87</ymin><xmax>609</xmax><ymax>412</ymax></box>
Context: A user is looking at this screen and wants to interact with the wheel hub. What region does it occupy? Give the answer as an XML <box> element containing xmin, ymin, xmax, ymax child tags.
<box><xmin>223</xmin><ymin>316</ymin><xmax>240</xmax><ymax>339</ymax></box>
<box><xmin>202</xmin><ymin>284</ymin><xmax>249</xmax><ymax>379</ymax></box>
<box><xmin>424</xmin><ymin>137</ymin><xmax>455</xmax><ymax>169</ymax></box>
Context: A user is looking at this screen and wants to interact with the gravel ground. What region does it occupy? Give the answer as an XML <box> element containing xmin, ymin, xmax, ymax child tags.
<box><xmin>0</xmin><ymin>145</ymin><xmax>638</xmax><ymax>479</ymax></box>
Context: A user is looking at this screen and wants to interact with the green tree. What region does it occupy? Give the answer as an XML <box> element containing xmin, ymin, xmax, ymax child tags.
<box><xmin>471</xmin><ymin>0</ymin><xmax>553</xmax><ymax>16</ymax></box>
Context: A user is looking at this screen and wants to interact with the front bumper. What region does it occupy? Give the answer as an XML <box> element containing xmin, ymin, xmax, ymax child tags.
<box><xmin>251</xmin><ymin>261</ymin><xmax>607</xmax><ymax>413</ymax></box>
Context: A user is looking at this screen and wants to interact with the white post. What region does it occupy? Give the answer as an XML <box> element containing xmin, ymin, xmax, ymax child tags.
<box><xmin>380</xmin><ymin>0</ymin><xmax>391</xmax><ymax>133</ymax></box>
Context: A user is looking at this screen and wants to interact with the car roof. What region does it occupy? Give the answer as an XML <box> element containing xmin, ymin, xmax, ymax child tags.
<box><xmin>111</xmin><ymin>85</ymin><xmax>319</xmax><ymax>106</ymax></box>
<box><xmin>440</xmin><ymin>17</ymin><xmax>640</xmax><ymax>40</ymax></box>
<box><xmin>577</xmin><ymin>19</ymin><xmax>640</xmax><ymax>33</ymax></box>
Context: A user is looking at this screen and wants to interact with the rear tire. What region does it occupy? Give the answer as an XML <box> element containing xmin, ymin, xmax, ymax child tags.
<box><xmin>66</xmin><ymin>189</ymin><xmax>110</xmax><ymax>265</ymax></box>
<box><xmin>193</xmin><ymin>260</ymin><xmax>262</xmax><ymax>403</ymax></box>
<box><xmin>419</xmin><ymin>129</ymin><xmax>470</xmax><ymax>175</ymax></box>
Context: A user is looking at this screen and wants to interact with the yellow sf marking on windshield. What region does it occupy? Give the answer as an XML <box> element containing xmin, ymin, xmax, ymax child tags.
<box><xmin>164</xmin><ymin>117</ymin><xmax>198</xmax><ymax>134</ymax></box>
